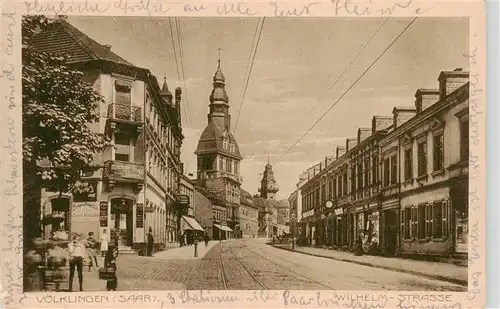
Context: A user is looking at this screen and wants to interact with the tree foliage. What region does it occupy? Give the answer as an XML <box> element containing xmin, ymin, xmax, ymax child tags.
<box><xmin>22</xmin><ymin>16</ymin><xmax>111</xmax><ymax>193</ymax></box>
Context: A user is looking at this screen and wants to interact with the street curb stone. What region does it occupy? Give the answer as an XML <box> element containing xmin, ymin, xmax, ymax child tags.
<box><xmin>271</xmin><ymin>244</ymin><xmax>467</xmax><ymax>287</ymax></box>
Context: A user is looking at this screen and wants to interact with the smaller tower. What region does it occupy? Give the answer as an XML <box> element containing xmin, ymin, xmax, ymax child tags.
<box><xmin>259</xmin><ymin>157</ymin><xmax>279</xmax><ymax>200</ymax></box>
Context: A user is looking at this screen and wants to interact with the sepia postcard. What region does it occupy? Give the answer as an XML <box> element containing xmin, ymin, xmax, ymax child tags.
<box><xmin>1</xmin><ymin>0</ymin><xmax>486</xmax><ymax>308</ymax></box>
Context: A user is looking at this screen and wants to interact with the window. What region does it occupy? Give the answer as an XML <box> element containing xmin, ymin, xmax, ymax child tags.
<box><xmin>433</xmin><ymin>133</ymin><xmax>444</xmax><ymax>171</ymax></box>
<box><xmin>219</xmin><ymin>157</ymin><xmax>224</xmax><ymax>171</ymax></box>
<box><xmin>315</xmin><ymin>188</ymin><xmax>320</xmax><ymax>207</ymax></box>
<box><xmin>351</xmin><ymin>166</ymin><xmax>356</xmax><ymax>193</ymax></box>
<box><xmin>372</xmin><ymin>153</ymin><xmax>378</xmax><ymax>185</ymax></box>
<box><xmin>402</xmin><ymin>208</ymin><xmax>411</xmax><ymax>239</ymax></box>
<box><xmin>418</xmin><ymin>204</ymin><xmax>426</xmax><ymax>239</ymax></box>
<box><xmin>433</xmin><ymin>201</ymin><xmax>449</xmax><ymax>238</ymax></box>
<box><xmin>234</xmin><ymin>162</ymin><xmax>239</xmax><ymax>175</ymax></box>
<box><xmin>332</xmin><ymin>178</ymin><xmax>337</xmax><ymax>198</ymax></box>
<box><xmin>411</xmin><ymin>207</ymin><xmax>418</xmax><ymax>239</ymax></box>
<box><xmin>404</xmin><ymin>148</ymin><xmax>413</xmax><ymax>181</ymax></box>
<box><xmin>383</xmin><ymin>158</ymin><xmax>390</xmax><ymax>187</ymax></box>
<box><xmin>417</xmin><ymin>141</ymin><xmax>427</xmax><ymax>176</ymax></box>
<box><xmin>321</xmin><ymin>184</ymin><xmax>326</xmax><ymax>204</ymax></box>
<box><xmin>460</xmin><ymin>119</ymin><xmax>469</xmax><ymax>160</ymax></box>
<box><xmin>342</xmin><ymin>171</ymin><xmax>348</xmax><ymax>196</ymax></box>
<box><xmin>425</xmin><ymin>204</ymin><xmax>433</xmax><ymax>238</ymax></box>
<box><xmin>226</xmin><ymin>159</ymin><xmax>232</xmax><ymax>173</ymax></box>
<box><xmin>357</xmin><ymin>162</ymin><xmax>363</xmax><ymax>191</ymax></box>
<box><xmin>390</xmin><ymin>155</ymin><xmax>397</xmax><ymax>185</ymax></box>
<box><xmin>337</xmin><ymin>175</ymin><xmax>342</xmax><ymax>197</ymax></box>
<box><xmin>114</xmin><ymin>133</ymin><xmax>131</xmax><ymax>161</ymax></box>
<box><xmin>364</xmin><ymin>157</ymin><xmax>370</xmax><ymax>187</ymax></box>
<box><xmin>115</xmin><ymin>84</ymin><xmax>131</xmax><ymax>105</ymax></box>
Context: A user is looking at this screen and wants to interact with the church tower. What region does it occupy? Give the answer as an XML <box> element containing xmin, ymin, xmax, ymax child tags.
<box><xmin>195</xmin><ymin>54</ymin><xmax>243</xmax><ymax>227</ymax></box>
<box><xmin>259</xmin><ymin>157</ymin><xmax>279</xmax><ymax>200</ymax></box>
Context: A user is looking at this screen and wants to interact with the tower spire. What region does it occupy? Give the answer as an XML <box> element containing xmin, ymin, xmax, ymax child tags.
<box><xmin>267</xmin><ymin>154</ymin><xmax>270</xmax><ymax>165</ymax></box>
<box><xmin>218</xmin><ymin>48</ymin><xmax>221</xmax><ymax>68</ymax></box>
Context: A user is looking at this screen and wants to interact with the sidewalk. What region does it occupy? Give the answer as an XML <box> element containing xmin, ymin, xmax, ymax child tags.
<box><xmin>272</xmin><ymin>243</ymin><xmax>467</xmax><ymax>286</ymax></box>
<box><xmin>81</xmin><ymin>269</ymin><xmax>186</xmax><ymax>291</ymax></box>
<box><xmin>152</xmin><ymin>240</ymin><xmax>218</xmax><ymax>260</ymax></box>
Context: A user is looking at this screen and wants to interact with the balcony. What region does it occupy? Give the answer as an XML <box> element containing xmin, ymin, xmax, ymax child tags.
<box><xmin>107</xmin><ymin>103</ymin><xmax>143</xmax><ymax>136</ymax></box>
<box><xmin>103</xmin><ymin>160</ymin><xmax>144</xmax><ymax>193</ymax></box>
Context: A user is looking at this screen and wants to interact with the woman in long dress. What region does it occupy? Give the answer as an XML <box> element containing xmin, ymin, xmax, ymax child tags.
<box><xmin>100</xmin><ymin>229</ymin><xmax>109</xmax><ymax>257</ymax></box>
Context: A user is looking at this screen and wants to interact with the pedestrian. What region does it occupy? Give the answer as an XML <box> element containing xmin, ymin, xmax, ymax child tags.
<box><xmin>86</xmin><ymin>232</ymin><xmax>99</xmax><ymax>271</ymax></box>
<box><xmin>147</xmin><ymin>227</ymin><xmax>154</xmax><ymax>257</ymax></box>
<box><xmin>203</xmin><ymin>233</ymin><xmax>209</xmax><ymax>247</ymax></box>
<box><xmin>104</xmin><ymin>245</ymin><xmax>118</xmax><ymax>291</ymax></box>
<box><xmin>68</xmin><ymin>234</ymin><xmax>85</xmax><ymax>292</ymax></box>
<box><xmin>100</xmin><ymin>229</ymin><xmax>109</xmax><ymax>257</ymax></box>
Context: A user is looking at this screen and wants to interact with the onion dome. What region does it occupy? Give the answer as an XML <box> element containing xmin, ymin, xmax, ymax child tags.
<box><xmin>213</xmin><ymin>61</ymin><xmax>225</xmax><ymax>83</ymax></box>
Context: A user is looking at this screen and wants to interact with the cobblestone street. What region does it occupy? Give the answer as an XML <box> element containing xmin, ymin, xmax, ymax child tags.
<box><xmin>75</xmin><ymin>238</ymin><xmax>468</xmax><ymax>291</ymax></box>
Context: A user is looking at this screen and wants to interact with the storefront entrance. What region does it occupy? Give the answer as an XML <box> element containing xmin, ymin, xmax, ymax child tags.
<box><xmin>383</xmin><ymin>209</ymin><xmax>398</xmax><ymax>255</ymax></box>
<box><xmin>110</xmin><ymin>198</ymin><xmax>133</xmax><ymax>247</ymax></box>
<box><xmin>451</xmin><ymin>180</ymin><xmax>468</xmax><ymax>254</ymax></box>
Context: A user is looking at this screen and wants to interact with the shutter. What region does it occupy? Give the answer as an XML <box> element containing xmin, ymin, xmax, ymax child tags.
<box><xmin>442</xmin><ymin>200</ymin><xmax>449</xmax><ymax>238</ymax></box>
<box><xmin>400</xmin><ymin>208</ymin><xmax>405</xmax><ymax>239</ymax></box>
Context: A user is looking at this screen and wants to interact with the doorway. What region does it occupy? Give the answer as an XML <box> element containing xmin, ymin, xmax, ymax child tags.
<box><xmin>383</xmin><ymin>209</ymin><xmax>398</xmax><ymax>255</ymax></box>
<box><xmin>110</xmin><ymin>198</ymin><xmax>133</xmax><ymax>247</ymax></box>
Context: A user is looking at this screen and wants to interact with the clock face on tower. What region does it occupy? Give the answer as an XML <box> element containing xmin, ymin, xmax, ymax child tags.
<box><xmin>325</xmin><ymin>200</ymin><xmax>334</xmax><ymax>208</ymax></box>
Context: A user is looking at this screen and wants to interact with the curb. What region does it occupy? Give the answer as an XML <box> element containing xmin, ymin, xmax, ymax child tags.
<box><xmin>271</xmin><ymin>244</ymin><xmax>467</xmax><ymax>287</ymax></box>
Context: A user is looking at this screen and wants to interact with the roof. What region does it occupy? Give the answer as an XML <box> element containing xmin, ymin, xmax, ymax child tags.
<box><xmin>33</xmin><ymin>19</ymin><xmax>134</xmax><ymax>66</ymax></box>
<box><xmin>195</xmin><ymin>121</ymin><xmax>242</xmax><ymax>159</ymax></box>
<box><xmin>270</xmin><ymin>199</ymin><xmax>290</xmax><ymax>209</ymax></box>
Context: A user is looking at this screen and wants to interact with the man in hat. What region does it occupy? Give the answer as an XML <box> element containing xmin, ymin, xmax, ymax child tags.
<box><xmin>68</xmin><ymin>233</ymin><xmax>85</xmax><ymax>291</ymax></box>
<box><xmin>147</xmin><ymin>227</ymin><xmax>154</xmax><ymax>256</ymax></box>
<box><xmin>86</xmin><ymin>232</ymin><xmax>99</xmax><ymax>271</ymax></box>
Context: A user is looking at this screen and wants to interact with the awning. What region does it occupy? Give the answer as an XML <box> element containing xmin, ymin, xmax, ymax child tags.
<box><xmin>182</xmin><ymin>216</ymin><xmax>205</xmax><ymax>231</ymax></box>
<box><xmin>213</xmin><ymin>224</ymin><xmax>233</xmax><ymax>232</ymax></box>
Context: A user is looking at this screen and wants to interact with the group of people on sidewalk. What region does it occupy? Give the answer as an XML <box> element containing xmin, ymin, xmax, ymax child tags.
<box><xmin>65</xmin><ymin>230</ymin><xmax>118</xmax><ymax>292</ymax></box>
<box><xmin>179</xmin><ymin>231</ymin><xmax>210</xmax><ymax>248</ymax></box>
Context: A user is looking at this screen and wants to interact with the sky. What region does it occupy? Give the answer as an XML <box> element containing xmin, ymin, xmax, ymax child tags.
<box><xmin>67</xmin><ymin>17</ymin><xmax>469</xmax><ymax>200</ymax></box>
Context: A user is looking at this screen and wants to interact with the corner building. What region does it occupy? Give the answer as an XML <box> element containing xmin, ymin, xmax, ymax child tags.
<box><xmin>195</xmin><ymin>59</ymin><xmax>242</xmax><ymax>239</ymax></box>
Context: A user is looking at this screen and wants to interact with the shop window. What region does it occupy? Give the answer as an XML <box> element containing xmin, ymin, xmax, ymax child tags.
<box><xmin>433</xmin><ymin>133</ymin><xmax>444</xmax><ymax>171</ymax></box>
<box><xmin>50</xmin><ymin>198</ymin><xmax>71</xmax><ymax>234</ymax></box>
<box><xmin>417</xmin><ymin>141</ymin><xmax>427</xmax><ymax>176</ymax></box>
<box><xmin>383</xmin><ymin>158</ymin><xmax>390</xmax><ymax>187</ymax></box>
<box><xmin>460</xmin><ymin>119</ymin><xmax>469</xmax><ymax>160</ymax></box>
<box><xmin>404</xmin><ymin>148</ymin><xmax>413</xmax><ymax>181</ymax></box>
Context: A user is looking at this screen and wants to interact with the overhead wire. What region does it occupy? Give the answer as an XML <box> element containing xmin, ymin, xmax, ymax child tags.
<box><xmin>174</xmin><ymin>17</ymin><xmax>193</xmax><ymax>128</ymax></box>
<box><xmin>168</xmin><ymin>17</ymin><xmax>189</xmax><ymax>127</ymax></box>
<box><xmin>275</xmin><ymin>17</ymin><xmax>418</xmax><ymax>165</ymax></box>
<box><xmin>233</xmin><ymin>17</ymin><xmax>266</xmax><ymax>136</ymax></box>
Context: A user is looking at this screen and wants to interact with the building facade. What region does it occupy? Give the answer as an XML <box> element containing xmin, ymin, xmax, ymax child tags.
<box><xmin>36</xmin><ymin>20</ymin><xmax>184</xmax><ymax>253</ymax></box>
<box><xmin>193</xmin><ymin>186</ymin><xmax>215</xmax><ymax>238</ymax></box>
<box><xmin>239</xmin><ymin>190</ymin><xmax>259</xmax><ymax>238</ymax></box>
<box><xmin>298</xmin><ymin>68</ymin><xmax>469</xmax><ymax>258</ymax></box>
<box><xmin>195</xmin><ymin>59</ymin><xmax>242</xmax><ymax>239</ymax></box>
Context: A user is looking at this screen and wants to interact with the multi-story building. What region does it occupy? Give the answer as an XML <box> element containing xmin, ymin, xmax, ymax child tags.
<box><xmin>275</xmin><ymin>200</ymin><xmax>290</xmax><ymax>235</ymax></box>
<box><xmin>35</xmin><ymin>19</ymin><xmax>184</xmax><ymax>254</ymax></box>
<box><xmin>179</xmin><ymin>174</ymin><xmax>205</xmax><ymax>238</ymax></box>
<box><xmin>192</xmin><ymin>186</ymin><xmax>215</xmax><ymax>238</ymax></box>
<box><xmin>195</xmin><ymin>58</ymin><xmax>242</xmax><ymax>238</ymax></box>
<box><xmin>239</xmin><ymin>189</ymin><xmax>259</xmax><ymax>238</ymax></box>
<box><xmin>298</xmin><ymin>68</ymin><xmax>469</xmax><ymax>258</ymax></box>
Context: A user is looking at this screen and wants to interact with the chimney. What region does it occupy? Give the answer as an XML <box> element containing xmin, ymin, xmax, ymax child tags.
<box><xmin>414</xmin><ymin>89</ymin><xmax>440</xmax><ymax>113</ymax></box>
<box><xmin>325</xmin><ymin>156</ymin><xmax>335</xmax><ymax>166</ymax></box>
<box><xmin>346</xmin><ymin>138</ymin><xmax>357</xmax><ymax>152</ymax></box>
<box><xmin>392</xmin><ymin>106</ymin><xmax>416</xmax><ymax>129</ymax></box>
<box><xmin>357</xmin><ymin>128</ymin><xmax>371</xmax><ymax>144</ymax></box>
<box><xmin>336</xmin><ymin>146</ymin><xmax>346</xmax><ymax>159</ymax></box>
<box><xmin>104</xmin><ymin>44</ymin><xmax>111</xmax><ymax>50</ymax></box>
<box><xmin>372</xmin><ymin>116</ymin><xmax>392</xmax><ymax>134</ymax></box>
<box><xmin>437</xmin><ymin>68</ymin><xmax>469</xmax><ymax>100</ymax></box>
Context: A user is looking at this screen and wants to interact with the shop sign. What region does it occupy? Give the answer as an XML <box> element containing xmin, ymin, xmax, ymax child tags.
<box><xmin>302</xmin><ymin>209</ymin><xmax>314</xmax><ymax>218</ymax></box>
<box><xmin>334</xmin><ymin>208</ymin><xmax>343</xmax><ymax>216</ymax></box>
<box><xmin>99</xmin><ymin>202</ymin><xmax>108</xmax><ymax>227</ymax></box>
<box><xmin>136</xmin><ymin>203</ymin><xmax>144</xmax><ymax>228</ymax></box>
<box><xmin>72</xmin><ymin>202</ymin><xmax>99</xmax><ymax>221</ymax></box>
<box><xmin>178</xmin><ymin>194</ymin><xmax>190</xmax><ymax>206</ymax></box>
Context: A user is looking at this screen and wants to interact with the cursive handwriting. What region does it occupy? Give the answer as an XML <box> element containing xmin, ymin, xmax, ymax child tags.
<box><xmin>178</xmin><ymin>290</ymin><xmax>240</xmax><ymax>304</ymax></box>
<box><xmin>114</xmin><ymin>0</ymin><xmax>169</xmax><ymax>16</ymax></box>
<box><xmin>3</xmin><ymin>260</ymin><xmax>26</xmax><ymax>306</ymax></box>
<box><xmin>468</xmin><ymin>221</ymin><xmax>480</xmax><ymax>264</ymax></box>
<box><xmin>467</xmin><ymin>271</ymin><xmax>481</xmax><ymax>300</ymax></box>
<box><xmin>217</xmin><ymin>2</ymin><xmax>256</xmax><ymax>16</ymax></box>
<box><xmin>332</xmin><ymin>0</ymin><xmax>431</xmax><ymax>16</ymax></box>
<box><xmin>184</xmin><ymin>4</ymin><xmax>205</xmax><ymax>13</ymax></box>
<box><xmin>3</xmin><ymin>12</ymin><xmax>15</xmax><ymax>55</ymax></box>
<box><xmin>25</xmin><ymin>0</ymin><xmax>111</xmax><ymax>15</ymax></box>
<box><xmin>269</xmin><ymin>1</ymin><xmax>320</xmax><ymax>17</ymax></box>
